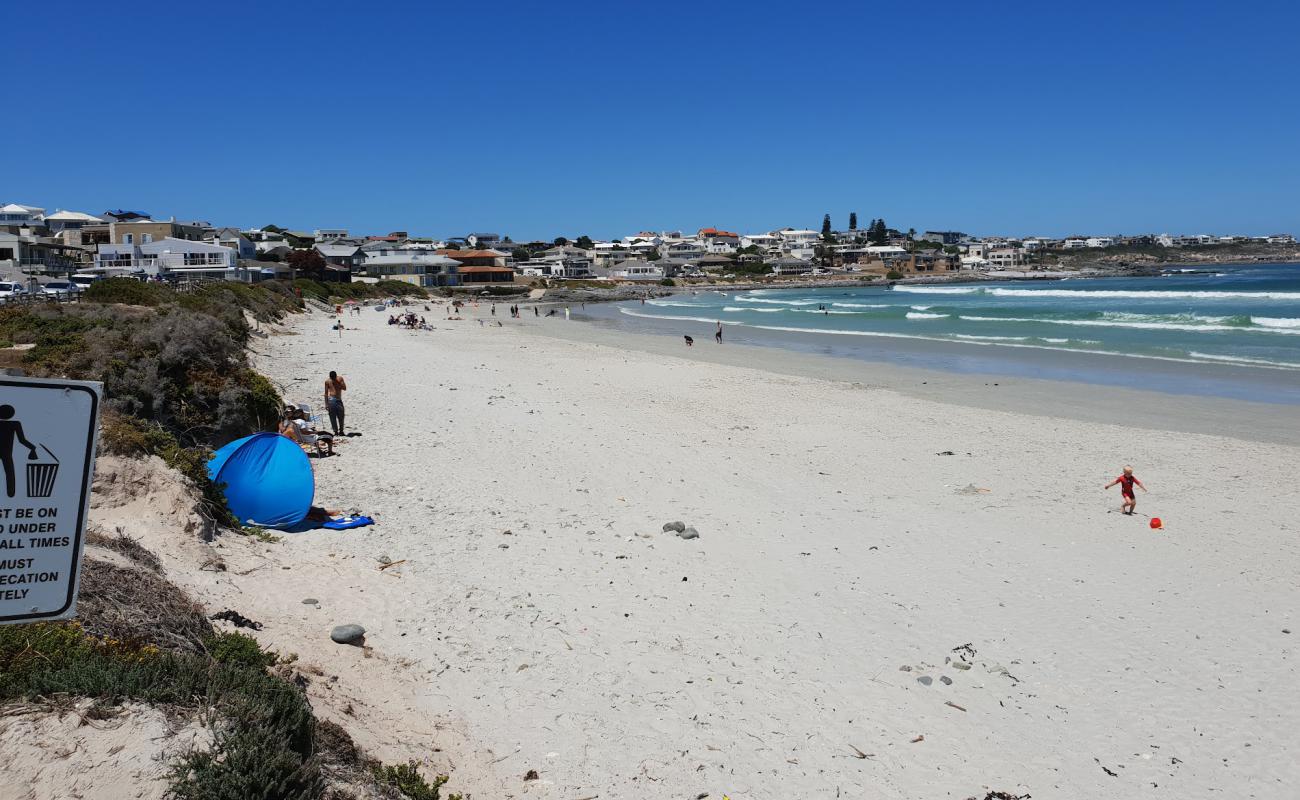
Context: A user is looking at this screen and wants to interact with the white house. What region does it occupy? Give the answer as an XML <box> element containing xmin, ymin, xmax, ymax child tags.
<box><xmin>0</xmin><ymin>203</ymin><xmax>44</xmax><ymax>227</ymax></box>
<box><xmin>94</xmin><ymin>237</ymin><xmax>237</xmax><ymax>277</ymax></box>
<box><xmin>43</xmin><ymin>210</ymin><xmax>105</xmax><ymax>232</ymax></box>
<box><xmin>779</xmin><ymin>229</ymin><xmax>819</xmax><ymax>250</ymax></box>
<box><xmin>1267</xmin><ymin>234</ymin><xmax>1295</xmax><ymax>244</ymax></box>
<box><xmin>1062</xmin><ymin>238</ymin><xmax>1088</xmax><ymax>249</ymax></box>
<box><xmin>1085</xmin><ymin>237</ymin><xmax>1114</xmax><ymax>248</ymax></box>
<box><xmin>608</xmin><ymin>259</ymin><xmax>665</xmax><ymax>281</ymax></box>
<box><xmin>740</xmin><ymin>233</ymin><xmax>781</xmax><ymax>252</ymax></box>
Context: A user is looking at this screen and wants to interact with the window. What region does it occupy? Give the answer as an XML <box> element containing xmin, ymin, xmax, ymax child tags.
<box><xmin>124</xmin><ymin>234</ymin><xmax>133</xmax><ymax>244</ymax></box>
<box><xmin>143</xmin><ymin>234</ymin><xmax>153</xmax><ymax>243</ymax></box>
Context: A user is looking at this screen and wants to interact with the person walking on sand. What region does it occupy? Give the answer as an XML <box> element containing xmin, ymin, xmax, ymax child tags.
<box><xmin>324</xmin><ymin>371</ymin><xmax>348</xmax><ymax>435</ymax></box>
<box><xmin>1105</xmin><ymin>466</ymin><xmax>1147</xmax><ymax>515</ymax></box>
<box><xmin>0</xmin><ymin>404</ymin><xmax>39</xmax><ymax>498</ymax></box>
<box><xmin>715</xmin><ymin>321</ymin><xmax>723</xmax><ymax>344</ymax></box>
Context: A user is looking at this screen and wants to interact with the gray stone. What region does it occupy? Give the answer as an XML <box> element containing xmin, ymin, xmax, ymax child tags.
<box><xmin>663</xmin><ymin>521</ymin><xmax>686</xmax><ymax>533</ymax></box>
<box><xmin>302</xmin><ymin>598</ymin><xmax>319</xmax><ymax>605</ymax></box>
<box><xmin>330</xmin><ymin>624</ymin><xmax>366</xmax><ymax>645</ymax></box>
<box><xmin>940</xmin><ymin>675</ymin><xmax>953</xmax><ymax>685</ymax></box>
<box><xmin>916</xmin><ymin>676</ymin><xmax>933</xmax><ymax>686</ymax></box>
<box><xmin>899</xmin><ymin>665</ymin><xmax>913</xmax><ymax>672</ymax></box>
<box><xmin>677</xmin><ymin>527</ymin><xmax>700</xmax><ymax>540</ymax></box>
<box><xmin>952</xmin><ymin>661</ymin><xmax>971</xmax><ymax>670</ymax></box>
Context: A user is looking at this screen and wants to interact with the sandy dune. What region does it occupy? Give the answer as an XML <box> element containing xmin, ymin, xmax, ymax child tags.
<box><xmin>230</xmin><ymin>302</ymin><xmax>1299</xmax><ymax>799</ymax></box>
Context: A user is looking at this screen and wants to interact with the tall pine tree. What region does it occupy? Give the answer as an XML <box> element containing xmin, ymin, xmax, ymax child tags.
<box><xmin>821</xmin><ymin>214</ymin><xmax>832</xmax><ymax>239</ymax></box>
<box><xmin>849</xmin><ymin>212</ymin><xmax>857</xmax><ymax>230</ymax></box>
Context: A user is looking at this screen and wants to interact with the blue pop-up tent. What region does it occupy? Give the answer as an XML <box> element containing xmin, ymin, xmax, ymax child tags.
<box><xmin>208</xmin><ymin>433</ymin><xmax>314</xmax><ymax>529</ymax></box>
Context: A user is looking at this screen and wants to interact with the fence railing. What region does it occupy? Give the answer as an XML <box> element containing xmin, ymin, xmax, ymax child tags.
<box><xmin>0</xmin><ymin>291</ymin><xmax>82</xmax><ymax>307</ymax></box>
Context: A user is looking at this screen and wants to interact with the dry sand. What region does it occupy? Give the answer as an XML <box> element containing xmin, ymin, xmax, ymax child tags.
<box><xmin>215</xmin><ymin>301</ymin><xmax>1299</xmax><ymax>799</ymax></box>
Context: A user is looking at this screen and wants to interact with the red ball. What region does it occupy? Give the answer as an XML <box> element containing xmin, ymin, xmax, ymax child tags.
<box><xmin>1150</xmin><ymin>517</ymin><xmax>1163</xmax><ymax>530</ymax></box>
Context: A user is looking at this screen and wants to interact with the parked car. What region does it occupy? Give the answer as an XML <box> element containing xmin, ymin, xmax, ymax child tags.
<box><xmin>0</xmin><ymin>281</ymin><xmax>28</xmax><ymax>300</ymax></box>
<box><xmin>40</xmin><ymin>280</ymin><xmax>82</xmax><ymax>297</ymax></box>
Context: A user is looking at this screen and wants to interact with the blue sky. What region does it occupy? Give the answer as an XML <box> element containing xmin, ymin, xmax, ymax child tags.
<box><xmin>6</xmin><ymin>0</ymin><xmax>1298</xmax><ymax>240</ymax></box>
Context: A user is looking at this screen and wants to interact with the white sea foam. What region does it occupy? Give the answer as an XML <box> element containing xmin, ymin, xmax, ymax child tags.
<box><xmin>618</xmin><ymin>308</ymin><xmax>741</xmax><ymax>325</ymax></box>
<box><xmin>987</xmin><ymin>288</ymin><xmax>1300</xmax><ymax>301</ymax></box>
<box><xmin>893</xmin><ymin>285</ymin><xmax>1300</xmax><ymax>301</ymax></box>
<box><xmin>831</xmin><ymin>302</ymin><xmax>890</xmax><ymax>308</ymax></box>
<box><xmin>647</xmin><ymin>300</ymin><xmax>711</xmax><ymax>308</ymax></box>
<box><xmin>749</xmin><ymin>324</ymin><xmax>1300</xmax><ymax>369</ymax></box>
<box><xmin>798</xmin><ymin>309</ymin><xmax>858</xmax><ymax>314</ymax></box>
<box><xmin>1188</xmin><ymin>352</ymin><xmax>1300</xmax><ymax>369</ymax></box>
<box><xmin>722</xmin><ymin>306</ymin><xmax>780</xmax><ymax>312</ymax></box>
<box><xmin>734</xmin><ymin>296</ymin><xmax>820</xmax><ymax>306</ymax></box>
<box><xmin>957</xmin><ymin>314</ymin><xmax>1300</xmax><ymax>334</ymax></box>
<box><xmin>909</xmin><ymin>305</ymin><xmax>933</xmax><ymax>311</ymax></box>
<box><xmin>906</xmin><ymin>311</ymin><xmax>950</xmax><ymax>320</ymax></box>
<box><xmin>891</xmin><ymin>286</ymin><xmax>979</xmax><ymax>294</ymax></box>
<box><xmin>951</xmin><ymin>334</ymin><xmax>1031</xmax><ymax>342</ymax></box>
<box><xmin>1253</xmin><ymin>317</ymin><xmax>1300</xmax><ymax>329</ymax></box>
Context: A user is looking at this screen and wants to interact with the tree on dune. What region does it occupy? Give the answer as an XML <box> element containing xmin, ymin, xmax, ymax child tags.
<box><xmin>849</xmin><ymin>212</ymin><xmax>857</xmax><ymax>230</ymax></box>
<box><xmin>554</xmin><ymin>237</ymin><xmax>569</xmax><ymax>246</ymax></box>
<box><xmin>821</xmin><ymin>214</ymin><xmax>833</xmax><ymax>240</ymax></box>
<box><xmin>575</xmin><ymin>235</ymin><xmax>594</xmax><ymax>250</ymax></box>
<box><xmin>286</xmin><ymin>248</ymin><xmax>327</xmax><ymax>279</ymax></box>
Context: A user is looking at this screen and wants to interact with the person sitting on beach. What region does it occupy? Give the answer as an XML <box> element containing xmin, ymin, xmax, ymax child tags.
<box><xmin>684</xmin><ymin>335</ymin><xmax>694</xmax><ymax>346</ymax></box>
<box><xmin>305</xmin><ymin>505</ymin><xmax>344</xmax><ymax>523</ymax></box>
<box><xmin>279</xmin><ymin>408</ymin><xmax>334</xmax><ymax>456</ymax></box>
<box><xmin>1105</xmin><ymin>466</ymin><xmax>1147</xmax><ymax>515</ymax></box>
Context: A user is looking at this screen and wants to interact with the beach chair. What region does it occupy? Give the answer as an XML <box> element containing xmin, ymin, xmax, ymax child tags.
<box><xmin>297</xmin><ymin>403</ymin><xmax>323</xmax><ymax>425</ymax></box>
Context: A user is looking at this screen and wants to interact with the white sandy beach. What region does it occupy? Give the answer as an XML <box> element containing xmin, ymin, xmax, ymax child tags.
<box><xmin>117</xmin><ymin>300</ymin><xmax>1299</xmax><ymax>799</ymax></box>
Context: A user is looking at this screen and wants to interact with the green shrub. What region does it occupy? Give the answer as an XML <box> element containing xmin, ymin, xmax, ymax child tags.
<box><xmin>0</xmin><ymin>622</ymin><xmax>323</xmax><ymax>800</ymax></box>
<box><xmin>886</xmin><ymin>270</ymin><xmax>903</xmax><ymax>280</ymax></box>
<box><xmin>84</xmin><ymin>278</ymin><xmax>172</xmax><ymax>307</ymax></box>
<box><xmin>205</xmin><ymin>632</ymin><xmax>278</xmax><ymax>669</ymax></box>
<box><xmin>370</xmin><ymin>761</ymin><xmax>457</xmax><ymax>800</ymax></box>
<box><xmin>659</xmin><ymin>278</ymin><xmax>675</xmax><ymax>286</ymax></box>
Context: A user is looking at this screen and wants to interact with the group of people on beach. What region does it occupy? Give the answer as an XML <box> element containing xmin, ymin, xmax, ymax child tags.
<box><xmin>388</xmin><ymin>312</ymin><xmax>429</xmax><ymax>329</ymax></box>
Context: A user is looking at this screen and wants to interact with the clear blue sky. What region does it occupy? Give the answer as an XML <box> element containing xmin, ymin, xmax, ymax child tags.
<box><xmin>7</xmin><ymin>0</ymin><xmax>1298</xmax><ymax>240</ymax></box>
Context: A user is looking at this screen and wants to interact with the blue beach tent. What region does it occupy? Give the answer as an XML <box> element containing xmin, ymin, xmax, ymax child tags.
<box><xmin>208</xmin><ymin>433</ymin><xmax>314</xmax><ymax>529</ymax></box>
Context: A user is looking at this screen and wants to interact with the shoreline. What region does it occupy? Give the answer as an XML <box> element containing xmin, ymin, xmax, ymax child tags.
<box><xmin>248</xmin><ymin>306</ymin><xmax>1298</xmax><ymax>798</ymax></box>
<box><xmin>538</xmin><ymin>310</ymin><xmax>1300</xmax><ymax>444</ymax></box>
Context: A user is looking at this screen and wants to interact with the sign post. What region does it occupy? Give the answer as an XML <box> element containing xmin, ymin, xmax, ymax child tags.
<box><xmin>0</xmin><ymin>376</ymin><xmax>101</xmax><ymax>624</ymax></box>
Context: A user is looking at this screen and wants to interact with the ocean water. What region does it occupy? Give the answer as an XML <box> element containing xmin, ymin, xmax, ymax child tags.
<box><xmin>582</xmin><ymin>263</ymin><xmax>1300</xmax><ymax>402</ymax></box>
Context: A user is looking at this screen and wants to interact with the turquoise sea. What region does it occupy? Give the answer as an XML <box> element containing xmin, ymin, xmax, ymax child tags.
<box><xmin>580</xmin><ymin>263</ymin><xmax>1300</xmax><ymax>403</ymax></box>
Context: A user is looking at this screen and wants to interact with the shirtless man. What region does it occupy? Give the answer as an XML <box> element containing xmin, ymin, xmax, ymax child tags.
<box><xmin>324</xmin><ymin>371</ymin><xmax>348</xmax><ymax>435</ymax></box>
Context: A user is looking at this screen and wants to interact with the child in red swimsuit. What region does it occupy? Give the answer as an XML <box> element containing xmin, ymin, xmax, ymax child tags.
<box><xmin>1105</xmin><ymin>466</ymin><xmax>1147</xmax><ymax>515</ymax></box>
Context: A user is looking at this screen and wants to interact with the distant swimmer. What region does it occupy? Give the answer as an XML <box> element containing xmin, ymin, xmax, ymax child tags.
<box><xmin>684</xmin><ymin>335</ymin><xmax>694</xmax><ymax>346</ymax></box>
<box><xmin>1105</xmin><ymin>466</ymin><xmax>1147</xmax><ymax>515</ymax></box>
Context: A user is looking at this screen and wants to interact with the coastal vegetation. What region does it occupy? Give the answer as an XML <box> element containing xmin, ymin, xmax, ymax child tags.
<box><xmin>0</xmin><ymin>279</ymin><xmax>458</xmax><ymax>799</ymax></box>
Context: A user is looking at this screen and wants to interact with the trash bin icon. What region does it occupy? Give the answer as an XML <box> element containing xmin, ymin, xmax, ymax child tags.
<box><xmin>26</xmin><ymin>445</ymin><xmax>59</xmax><ymax>498</ymax></box>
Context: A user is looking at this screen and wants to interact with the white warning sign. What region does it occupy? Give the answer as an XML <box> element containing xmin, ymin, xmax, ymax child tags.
<box><xmin>0</xmin><ymin>376</ymin><xmax>101</xmax><ymax>624</ymax></box>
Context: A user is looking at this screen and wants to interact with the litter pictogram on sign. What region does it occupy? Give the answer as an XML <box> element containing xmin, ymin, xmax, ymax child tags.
<box><xmin>0</xmin><ymin>376</ymin><xmax>101</xmax><ymax>624</ymax></box>
<box><xmin>26</xmin><ymin>445</ymin><xmax>60</xmax><ymax>499</ymax></box>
